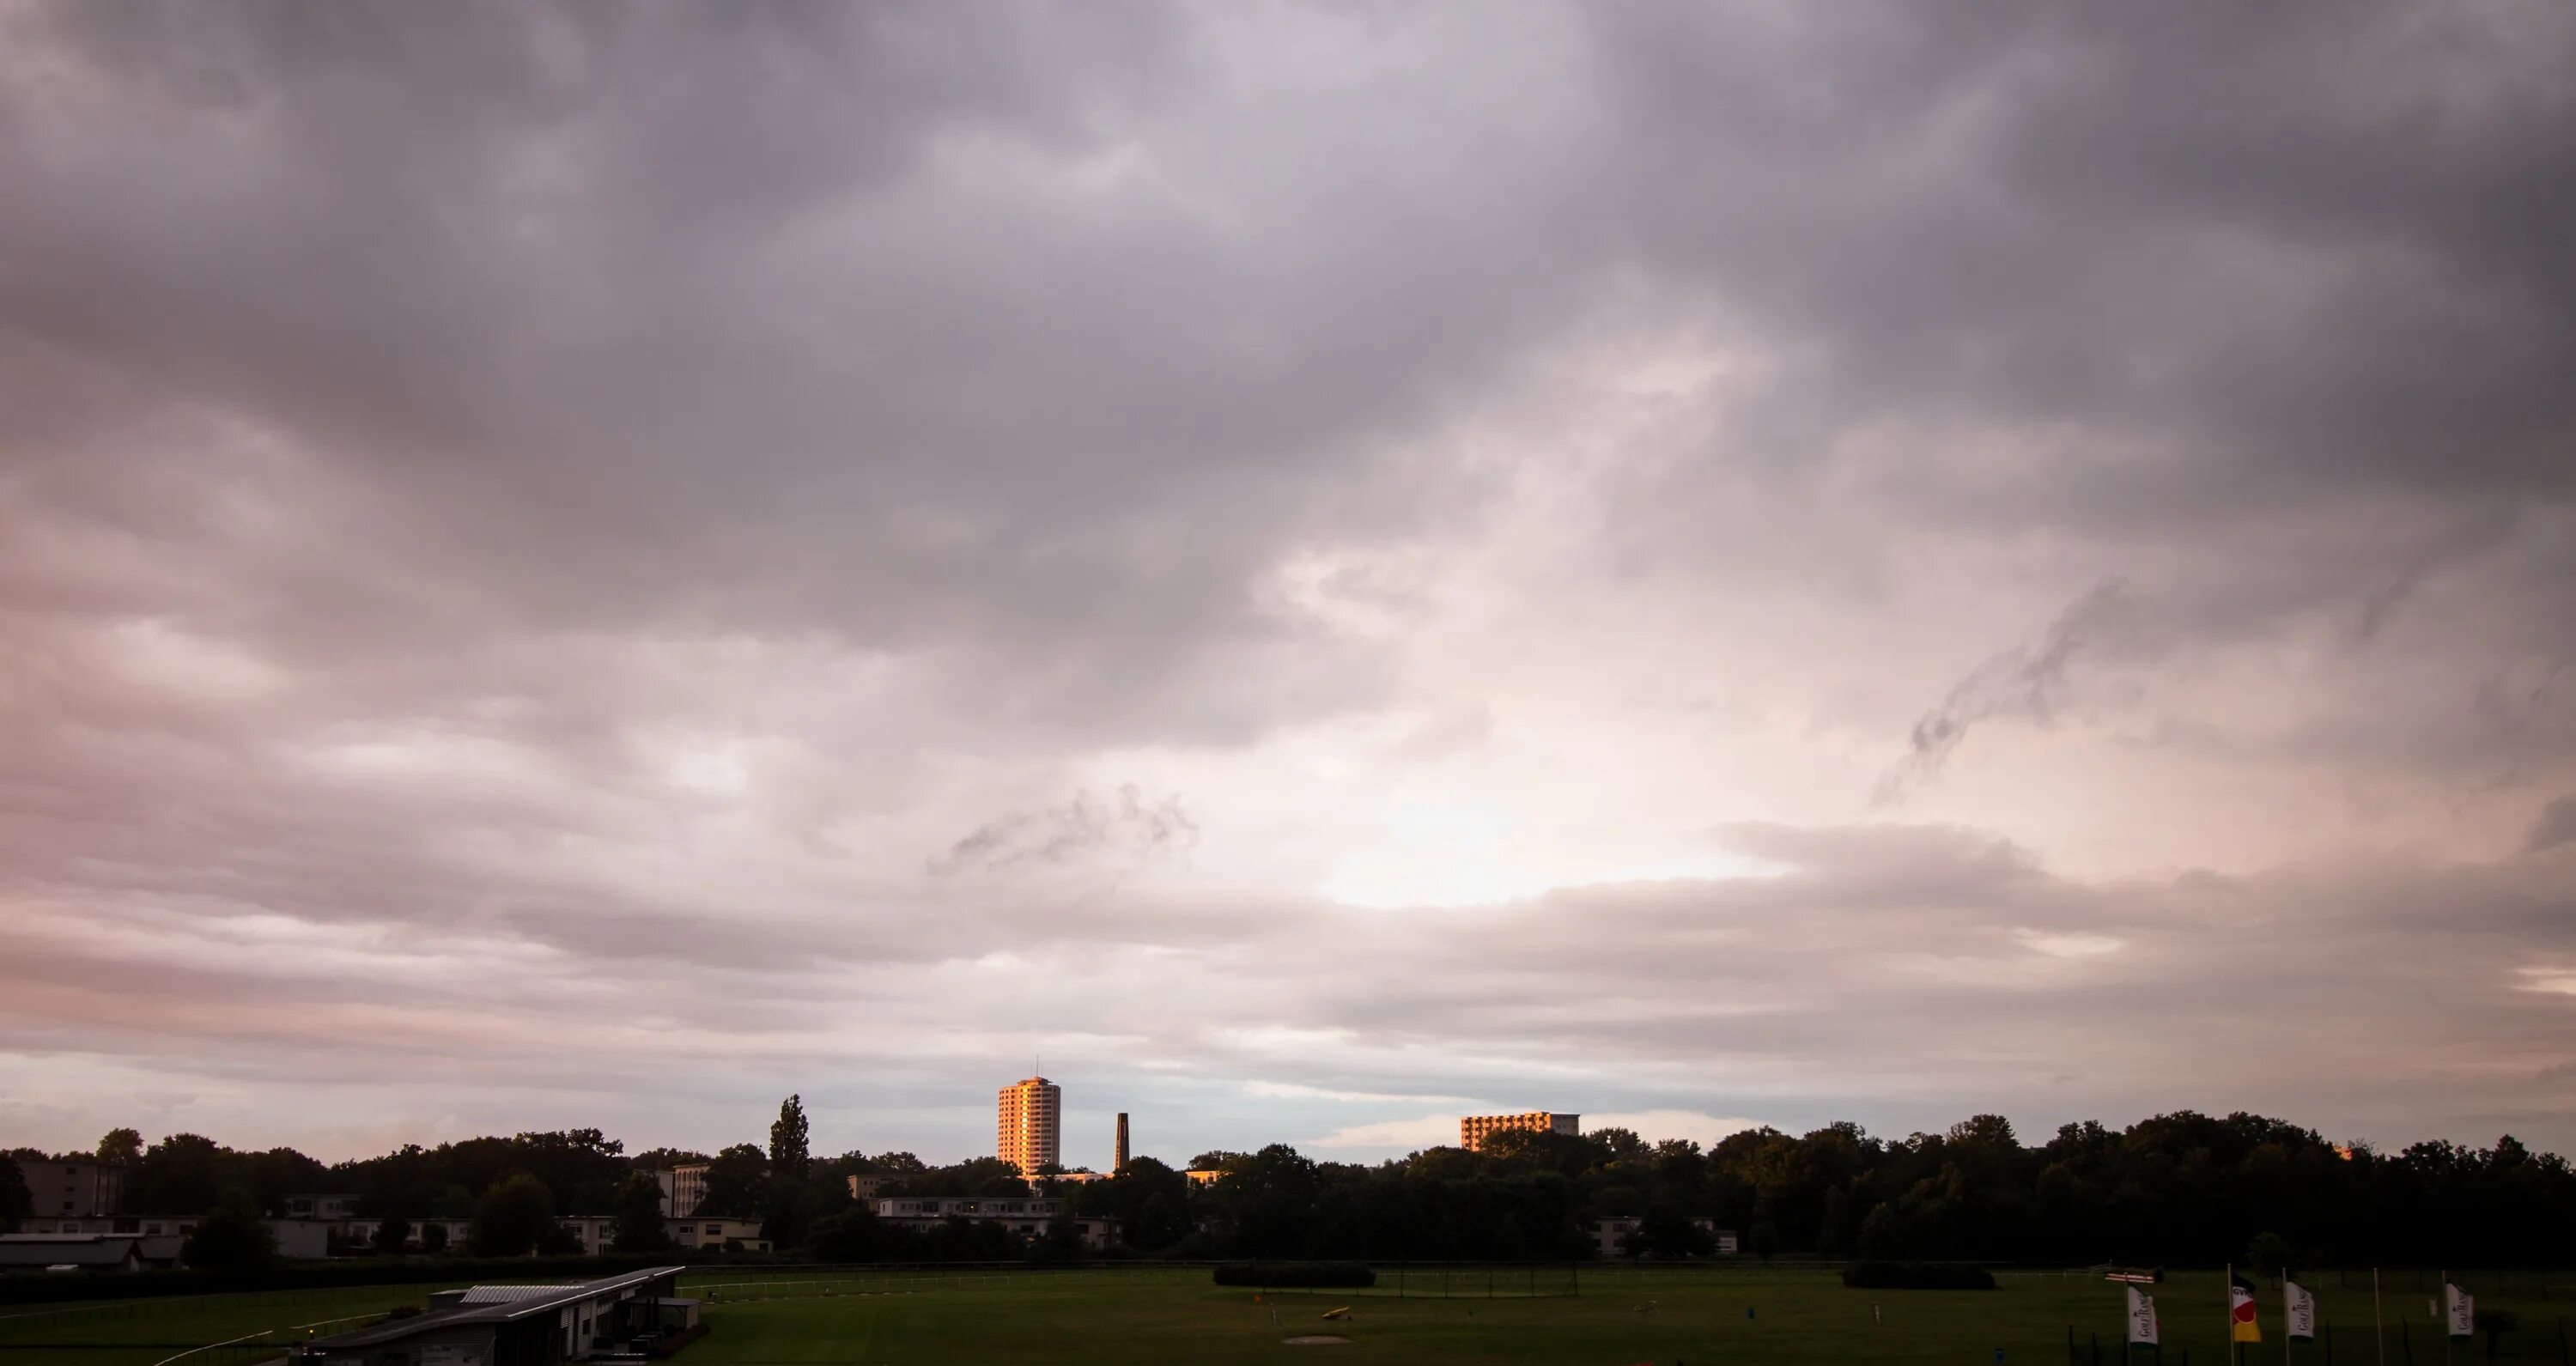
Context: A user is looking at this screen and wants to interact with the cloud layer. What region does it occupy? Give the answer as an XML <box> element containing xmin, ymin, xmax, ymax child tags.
<box><xmin>1</xmin><ymin>0</ymin><xmax>2571</xmax><ymax>1165</ymax></box>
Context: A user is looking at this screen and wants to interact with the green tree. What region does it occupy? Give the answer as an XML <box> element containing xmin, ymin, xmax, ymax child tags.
<box><xmin>468</xmin><ymin>1173</ymin><xmax>554</xmax><ymax>1257</ymax></box>
<box><xmin>419</xmin><ymin>1222</ymin><xmax>450</xmax><ymax>1254</ymax></box>
<box><xmin>698</xmin><ymin>1144</ymin><xmax>768</xmax><ymax>1217</ymax></box>
<box><xmin>762</xmin><ymin>1094</ymin><xmax>816</xmax><ymax>1248</ymax></box>
<box><xmin>182</xmin><ymin>1200</ymin><xmax>277</xmax><ymax>1272</ymax></box>
<box><xmin>808</xmin><ymin>1205</ymin><xmax>886</xmax><ymax>1261</ymax></box>
<box><xmin>1637</xmin><ymin>1206</ymin><xmax>1717</xmax><ymax>1260</ymax></box>
<box><xmin>611</xmin><ymin>1173</ymin><xmax>671</xmax><ymax>1253</ymax></box>
<box><xmin>2243</xmin><ymin>1229</ymin><xmax>2293</xmax><ymax>1277</ymax></box>
<box><xmin>1591</xmin><ymin>1127</ymin><xmax>1649</xmax><ymax>1164</ymax></box>
<box><xmin>125</xmin><ymin>1133</ymin><xmax>226</xmax><ymax>1215</ymax></box>
<box><xmin>96</xmin><ymin>1129</ymin><xmax>144</xmax><ymax>1167</ymax></box>
<box><xmin>371</xmin><ymin>1215</ymin><xmax>412</xmax><ymax>1255</ymax></box>
<box><xmin>769</xmin><ymin>1096</ymin><xmax>811</xmax><ymax>1183</ymax></box>
<box><xmin>0</xmin><ymin>1154</ymin><xmax>31</xmax><ymax>1231</ymax></box>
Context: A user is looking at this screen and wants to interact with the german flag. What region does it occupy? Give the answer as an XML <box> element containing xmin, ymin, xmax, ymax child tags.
<box><xmin>2228</xmin><ymin>1272</ymin><xmax>2263</xmax><ymax>1343</ymax></box>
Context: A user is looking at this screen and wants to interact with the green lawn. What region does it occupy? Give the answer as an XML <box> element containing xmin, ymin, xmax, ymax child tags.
<box><xmin>0</xmin><ymin>1284</ymin><xmax>470</xmax><ymax>1365</ymax></box>
<box><xmin>1</xmin><ymin>1267</ymin><xmax>2567</xmax><ymax>1365</ymax></box>
<box><xmin>671</xmin><ymin>1266</ymin><xmax>2576</xmax><ymax>1364</ymax></box>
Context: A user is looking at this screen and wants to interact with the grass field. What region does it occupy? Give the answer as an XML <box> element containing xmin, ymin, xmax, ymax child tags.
<box><xmin>1</xmin><ymin>1266</ymin><xmax>2568</xmax><ymax>1365</ymax></box>
<box><xmin>667</xmin><ymin>1266</ymin><xmax>2576</xmax><ymax>1364</ymax></box>
<box><xmin>0</xmin><ymin>1284</ymin><xmax>472</xmax><ymax>1365</ymax></box>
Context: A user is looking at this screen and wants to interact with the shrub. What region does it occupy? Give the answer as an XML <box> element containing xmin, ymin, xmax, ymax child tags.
<box><xmin>181</xmin><ymin>1205</ymin><xmax>277</xmax><ymax>1273</ymax></box>
<box><xmin>647</xmin><ymin>1323</ymin><xmax>710</xmax><ymax>1359</ymax></box>
<box><xmin>1841</xmin><ymin>1260</ymin><xmax>1996</xmax><ymax>1290</ymax></box>
<box><xmin>1212</xmin><ymin>1261</ymin><xmax>1376</xmax><ymax>1288</ymax></box>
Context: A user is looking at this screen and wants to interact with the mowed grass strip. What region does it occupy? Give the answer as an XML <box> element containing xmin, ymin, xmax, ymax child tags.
<box><xmin>0</xmin><ymin>1284</ymin><xmax>470</xmax><ymax>1366</ymax></box>
<box><xmin>1</xmin><ymin>1267</ymin><xmax>2565</xmax><ymax>1365</ymax></box>
<box><xmin>678</xmin><ymin>1267</ymin><xmax>2576</xmax><ymax>1365</ymax></box>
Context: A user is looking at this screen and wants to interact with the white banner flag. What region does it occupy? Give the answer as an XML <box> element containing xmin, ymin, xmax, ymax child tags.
<box><xmin>2284</xmin><ymin>1278</ymin><xmax>2315</xmax><ymax>1341</ymax></box>
<box><xmin>2127</xmin><ymin>1286</ymin><xmax>2160</xmax><ymax>1346</ymax></box>
<box><xmin>2445</xmin><ymin>1282</ymin><xmax>2475</xmax><ymax>1339</ymax></box>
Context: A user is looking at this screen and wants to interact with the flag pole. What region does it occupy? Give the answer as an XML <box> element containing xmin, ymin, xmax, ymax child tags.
<box><xmin>2439</xmin><ymin>1269</ymin><xmax>2450</xmax><ymax>1366</ymax></box>
<box><xmin>2372</xmin><ymin>1267</ymin><xmax>2384</xmax><ymax>1366</ymax></box>
<box><xmin>2230</xmin><ymin>1263</ymin><xmax>2239</xmax><ymax>1366</ymax></box>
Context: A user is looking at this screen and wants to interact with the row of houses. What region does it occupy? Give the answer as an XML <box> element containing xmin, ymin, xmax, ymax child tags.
<box><xmin>1</xmin><ymin>1212</ymin><xmax>772</xmax><ymax>1270</ymax></box>
<box><xmin>4</xmin><ymin>1217</ymin><xmax>338</xmax><ymax>1260</ymax></box>
<box><xmin>1585</xmin><ymin>1216</ymin><xmax>1739</xmax><ymax>1258</ymax></box>
<box><xmin>12</xmin><ymin>1199</ymin><xmax>1716</xmax><ymax>1272</ymax></box>
<box><xmin>867</xmin><ymin>1196</ymin><xmax>1120</xmax><ymax>1248</ymax></box>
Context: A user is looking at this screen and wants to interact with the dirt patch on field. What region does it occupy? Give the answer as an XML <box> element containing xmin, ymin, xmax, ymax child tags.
<box><xmin>1282</xmin><ymin>1333</ymin><xmax>1352</xmax><ymax>1345</ymax></box>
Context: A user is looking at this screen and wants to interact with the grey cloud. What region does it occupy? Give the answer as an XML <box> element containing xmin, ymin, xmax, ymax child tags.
<box><xmin>2529</xmin><ymin>795</ymin><xmax>2576</xmax><ymax>853</ymax></box>
<box><xmin>931</xmin><ymin>786</ymin><xmax>1200</xmax><ymax>877</ymax></box>
<box><xmin>1878</xmin><ymin>580</ymin><xmax>2140</xmax><ymax>800</ymax></box>
<box><xmin>3</xmin><ymin>0</ymin><xmax>2573</xmax><ymax>1159</ymax></box>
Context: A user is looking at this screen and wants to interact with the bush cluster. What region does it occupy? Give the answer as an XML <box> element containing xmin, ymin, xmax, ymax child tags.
<box><xmin>1841</xmin><ymin>1260</ymin><xmax>1997</xmax><ymax>1290</ymax></box>
<box><xmin>1212</xmin><ymin>1260</ymin><xmax>1376</xmax><ymax>1288</ymax></box>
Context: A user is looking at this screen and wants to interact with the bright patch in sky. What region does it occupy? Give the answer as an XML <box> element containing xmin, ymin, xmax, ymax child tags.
<box><xmin>1320</xmin><ymin>800</ymin><xmax>1786</xmax><ymax>907</ymax></box>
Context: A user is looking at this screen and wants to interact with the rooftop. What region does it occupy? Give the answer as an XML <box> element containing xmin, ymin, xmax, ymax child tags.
<box><xmin>307</xmin><ymin>1267</ymin><xmax>683</xmax><ymax>1350</ymax></box>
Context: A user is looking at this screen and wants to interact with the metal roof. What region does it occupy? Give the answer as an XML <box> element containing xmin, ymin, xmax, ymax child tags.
<box><xmin>0</xmin><ymin>1239</ymin><xmax>141</xmax><ymax>1266</ymax></box>
<box><xmin>305</xmin><ymin>1267</ymin><xmax>684</xmax><ymax>1351</ymax></box>
<box><xmin>454</xmin><ymin>1284</ymin><xmax>582</xmax><ymax>1303</ymax></box>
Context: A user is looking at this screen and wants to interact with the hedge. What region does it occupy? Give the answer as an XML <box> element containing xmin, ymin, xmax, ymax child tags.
<box><xmin>1840</xmin><ymin>1260</ymin><xmax>1997</xmax><ymax>1290</ymax></box>
<box><xmin>1212</xmin><ymin>1261</ymin><xmax>1376</xmax><ymax>1288</ymax></box>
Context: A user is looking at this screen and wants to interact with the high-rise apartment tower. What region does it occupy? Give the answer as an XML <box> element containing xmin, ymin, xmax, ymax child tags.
<box><xmin>1115</xmin><ymin>1113</ymin><xmax>1130</xmax><ymax>1172</ymax></box>
<box><xmin>998</xmin><ymin>1076</ymin><xmax>1062</xmax><ymax>1178</ymax></box>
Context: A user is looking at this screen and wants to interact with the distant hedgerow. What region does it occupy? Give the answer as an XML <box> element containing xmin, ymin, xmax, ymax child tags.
<box><xmin>1841</xmin><ymin>1260</ymin><xmax>1997</xmax><ymax>1290</ymax></box>
<box><xmin>1212</xmin><ymin>1260</ymin><xmax>1376</xmax><ymax>1288</ymax></box>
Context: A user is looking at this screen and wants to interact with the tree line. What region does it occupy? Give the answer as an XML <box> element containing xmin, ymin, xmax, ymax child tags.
<box><xmin>9</xmin><ymin>1108</ymin><xmax>2572</xmax><ymax>1268</ymax></box>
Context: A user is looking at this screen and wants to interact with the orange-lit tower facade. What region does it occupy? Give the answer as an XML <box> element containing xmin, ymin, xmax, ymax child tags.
<box><xmin>998</xmin><ymin>1076</ymin><xmax>1062</xmax><ymax>1177</ymax></box>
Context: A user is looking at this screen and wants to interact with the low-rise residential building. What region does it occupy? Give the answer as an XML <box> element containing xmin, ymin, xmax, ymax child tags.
<box><xmin>329</xmin><ymin>1217</ymin><xmax>474</xmax><ymax>1253</ymax></box>
<box><xmin>1587</xmin><ymin>1216</ymin><xmax>1736</xmax><ymax>1258</ymax></box>
<box><xmin>14</xmin><ymin>1160</ymin><xmax>123</xmax><ymax>1218</ymax></box>
<box><xmin>1459</xmin><ymin>1112</ymin><xmax>1581</xmax><ymax>1152</ymax></box>
<box><xmin>0</xmin><ymin>1235</ymin><xmax>148</xmax><ymax>1274</ymax></box>
<box><xmin>13</xmin><ymin>1215</ymin><xmax>193</xmax><ymax>1239</ymax></box>
<box><xmin>1182</xmin><ymin>1169</ymin><xmax>1225</xmax><ymax>1186</ymax></box>
<box><xmin>3</xmin><ymin>1217</ymin><xmax>332</xmax><ymax>1261</ymax></box>
<box><xmin>867</xmin><ymin>1197</ymin><xmax>1119</xmax><ymax>1248</ymax></box>
<box><xmin>664</xmin><ymin>1216</ymin><xmax>769</xmax><ymax>1253</ymax></box>
<box><xmin>844</xmin><ymin>1173</ymin><xmax>890</xmax><ymax>1201</ymax></box>
<box><xmin>284</xmin><ymin>1193</ymin><xmax>361</xmax><ymax>1221</ymax></box>
<box><xmin>294</xmin><ymin>1266</ymin><xmax>690</xmax><ymax>1365</ymax></box>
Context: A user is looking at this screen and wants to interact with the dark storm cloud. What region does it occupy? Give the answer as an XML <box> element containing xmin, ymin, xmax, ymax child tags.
<box><xmin>2530</xmin><ymin>796</ymin><xmax>2576</xmax><ymax>853</ymax></box>
<box><xmin>3</xmin><ymin>0</ymin><xmax>2573</xmax><ymax>1156</ymax></box>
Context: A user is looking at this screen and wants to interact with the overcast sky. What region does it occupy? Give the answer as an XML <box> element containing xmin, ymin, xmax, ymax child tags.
<box><xmin>3</xmin><ymin>1</ymin><xmax>2573</xmax><ymax>1170</ymax></box>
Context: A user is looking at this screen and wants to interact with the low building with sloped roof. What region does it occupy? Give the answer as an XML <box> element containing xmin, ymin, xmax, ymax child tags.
<box><xmin>293</xmin><ymin>1266</ymin><xmax>689</xmax><ymax>1365</ymax></box>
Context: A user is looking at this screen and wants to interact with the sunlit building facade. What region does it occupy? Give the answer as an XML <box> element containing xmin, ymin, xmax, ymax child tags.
<box><xmin>998</xmin><ymin>1076</ymin><xmax>1062</xmax><ymax>1177</ymax></box>
<box><xmin>1459</xmin><ymin>1111</ymin><xmax>1580</xmax><ymax>1151</ymax></box>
